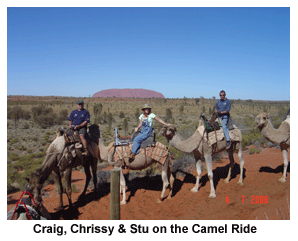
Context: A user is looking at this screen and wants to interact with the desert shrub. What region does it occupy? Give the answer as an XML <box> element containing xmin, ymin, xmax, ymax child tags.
<box><xmin>213</xmin><ymin>152</ymin><xmax>224</xmax><ymax>162</ymax></box>
<box><xmin>31</xmin><ymin>106</ymin><xmax>64</xmax><ymax>128</ymax></box>
<box><xmin>134</xmin><ymin>108</ymin><xmax>140</xmax><ymax>124</ymax></box>
<box><xmin>249</xmin><ymin>147</ymin><xmax>261</xmax><ymax>155</ymax></box>
<box><xmin>119</xmin><ymin>111</ymin><xmax>125</xmax><ymax>118</ymax></box>
<box><xmin>179</xmin><ymin>105</ymin><xmax>184</xmax><ymax>116</ymax></box>
<box><xmin>58</xmin><ymin>109</ymin><xmax>68</xmax><ymax>121</ymax></box>
<box><xmin>7</xmin><ymin>106</ymin><xmax>31</xmax><ymax>129</ymax></box>
<box><xmin>165</xmin><ymin>108</ymin><xmax>174</xmax><ymax>123</ymax></box>
<box><xmin>34</xmin><ymin>113</ymin><xmax>58</xmax><ymax>128</ymax></box>
<box><xmin>93</xmin><ymin>103</ymin><xmax>103</xmax><ymax>116</ymax></box>
<box><xmin>123</xmin><ymin>118</ymin><xmax>129</xmax><ymax>136</ymax></box>
<box><xmin>96</xmin><ymin>170</ymin><xmax>110</xmax><ymax>184</ymax></box>
<box><xmin>10</xmin><ymin>138</ymin><xmax>19</xmax><ymax>145</ymax></box>
<box><xmin>107</xmin><ymin>113</ymin><xmax>114</xmax><ymax>130</ymax></box>
<box><xmin>172</xmin><ymin>155</ymin><xmax>196</xmax><ymax>177</ymax></box>
<box><xmin>9</xmin><ymin>153</ymin><xmax>20</xmax><ymax>162</ymax></box>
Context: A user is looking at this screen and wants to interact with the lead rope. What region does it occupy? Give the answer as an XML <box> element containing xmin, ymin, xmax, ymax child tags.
<box><xmin>11</xmin><ymin>191</ymin><xmax>38</xmax><ymax>220</ymax></box>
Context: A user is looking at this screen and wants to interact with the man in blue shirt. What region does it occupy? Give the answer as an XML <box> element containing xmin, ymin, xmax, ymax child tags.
<box><xmin>215</xmin><ymin>90</ymin><xmax>232</xmax><ymax>149</ymax></box>
<box><xmin>68</xmin><ymin>100</ymin><xmax>90</xmax><ymax>155</ymax></box>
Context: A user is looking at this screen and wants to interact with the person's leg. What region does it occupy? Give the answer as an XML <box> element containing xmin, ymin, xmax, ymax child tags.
<box><xmin>131</xmin><ymin>135</ymin><xmax>143</xmax><ymax>155</ymax></box>
<box><xmin>79</xmin><ymin>127</ymin><xmax>88</xmax><ymax>155</ymax></box>
<box><xmin>221</xmin><ymin>118</ymin><xmax>231</xmax><ymax>148</ymax></box>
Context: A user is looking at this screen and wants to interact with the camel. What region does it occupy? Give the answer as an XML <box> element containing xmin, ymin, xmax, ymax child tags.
<box><xmin>96</xmin><ymin>128</ymin><xmax>174</xmax><ymax>205</ymax></box>
<box><xmin>255</xmin><ymin>113</ymin><xmax>290</xmax><ymax>182</ymax></box>
<box><xmin>26</xmin><ymin>125</ymin><xmax>100</xmax><ymax>210</ymax></box>
<box><xmin>160</xmin><ymin>123</ymin><xmax>244</xmax><ymax>198</ymax></box>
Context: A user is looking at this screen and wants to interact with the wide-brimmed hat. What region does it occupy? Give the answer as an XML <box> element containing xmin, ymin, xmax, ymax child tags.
<box><xmin>141</xmin><ymin>104</ymin><xmax>152</xmax><ymax>110</ymax></box>
<box><xmin>77</xmin><ymin>100</ymin><xmax>84</xmax><ymax>104</ymax></box>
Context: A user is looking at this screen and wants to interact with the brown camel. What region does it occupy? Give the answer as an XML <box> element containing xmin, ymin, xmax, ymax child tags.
<box><xmin>160</xmin><ymin>123</ymin><xmax>244</xmax><ymax>198</ymax></box>
<box><xmin>255</xmin><ymin>113</ymin><xmax>290</xmax><ymax>182</ymax></box>
<box><xmin>96</xmin><ymin>128</ymin><xmax>174</xmax><ymax>205</ymax></box>
<box><xmin>26</xmin><ymin>125</ymin><xmax>100</xmax><ymax>210</ymax></box>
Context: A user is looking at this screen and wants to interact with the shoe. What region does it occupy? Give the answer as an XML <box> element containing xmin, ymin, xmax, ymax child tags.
<box><xmin>82</xmin><ymin>149</ymin><xmax>88</xmax><ymax>156</ymax></box>
<box><xmin>130</xmin><ymin>153</ymin><xmax>135</xmax><ymax>161</ymax></box>
<box><xmin>226</xmin><ymin>141</ymin><xmax>231</xmax><ymax>150</ymax></box>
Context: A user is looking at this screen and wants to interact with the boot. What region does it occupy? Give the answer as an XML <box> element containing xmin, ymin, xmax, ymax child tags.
<box><xmin>130</xmin><ymin>152</ymin><xmax>135</xmax><ymax>162</ymax></box>
<box><xmin>82</xmin><ymin>148</ymin><xmax>88</xmax><ymax>156</ymax></box>
<box><xmin>226</xmin><ymin>141</ymin><xmax>231</xmax><ymax>150</ymax></box>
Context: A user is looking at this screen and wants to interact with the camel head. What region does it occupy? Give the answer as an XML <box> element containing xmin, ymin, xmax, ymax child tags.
<box><xmin>25</xmin><ymin>171</ymin><xmax>43</xmax><ymax>206</ymax></box>
<box><xmin>160</xmin><ymin>124</ymin><xmax>177</xmax><ymax>141</ymax></box>
<box><xmin>255</xmin><ymin>113</ymin><xmax>269</xmax><ymax>131</ymax></box>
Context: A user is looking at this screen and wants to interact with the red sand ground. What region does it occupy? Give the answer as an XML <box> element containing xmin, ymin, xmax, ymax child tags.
<box><xmin>7</xmin><ymin>147</ymin><xmax>290</xmax><ymax>220</ymax></box>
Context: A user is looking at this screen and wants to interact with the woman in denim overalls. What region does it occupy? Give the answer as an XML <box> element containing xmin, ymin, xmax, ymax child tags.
<box><xmin>130</xmin><ymin>104</ymin><xmax>169</xmax><ymax>160</ymax></box>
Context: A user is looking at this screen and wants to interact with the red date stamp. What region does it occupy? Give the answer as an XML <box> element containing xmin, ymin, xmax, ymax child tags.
<box><xmin>250</xmin><ymin>195</ymin><xmax>268</xmax><ymax>204</ymax></box>
<box><xmin>226</xmin><ymin>195</ymin><xmax>268</xmax><ymax>204</ymax></box>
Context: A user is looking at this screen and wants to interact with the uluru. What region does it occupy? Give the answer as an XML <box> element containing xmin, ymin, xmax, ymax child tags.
<box><xmin>92</xmin><ymin>88</ymin><xmax>165</xmax><ymax>98</ymax></box>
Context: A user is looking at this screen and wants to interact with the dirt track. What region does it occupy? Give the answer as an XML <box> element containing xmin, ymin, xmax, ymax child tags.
<box><xmin>7</xmin><ymin>147</ymin><xmax>290</xmax><ymax>220</ymax></box>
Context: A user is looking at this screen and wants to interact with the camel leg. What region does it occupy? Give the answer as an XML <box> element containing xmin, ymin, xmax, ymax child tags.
<box><xmin>168</xmin><ymin>165</ymin><xmax>174</xmax><ymax>199</ymax></box>
<box><xmin>64</xmin><ymin>168</ymin><xmax>73</xmax><ymax>207</ymax></box>
<box><xmin>279</xmin><ymin>147</ymin><xmax>288</xmax><ymax>183</ymax></box>
<box><xmin>157</xmin><ymin>158</ymin><xmax>172</xmax><ymax>203</ymax></box>
<box><xmin>191</xmin><ymin>151</ymin><xmax>202</xmax><ymax>193</ymax></box>
<box><xmin>119</xmin><ymin>169</ymin><xmax>127</xmax><ymax>205</ymax></box>
<box><xmin>156</xmin><ymin>169</ymin><xmax>169</xmax><ymax>203</ymax></box>
<box><xmin>205</xmin><ymin>155</ymin><xmax>216</xmax><ymax>198</ymax></box>
<box><xmin>53</xmin><ymin>170</ymin><xmax>64</xmax><ymax>210</ymax></box>
<box><xmin>90</xmin><ymin>158</ymin><xmax>98</xmax><ymax>191</ymax></box>
<box><xmin>237</xmin><ymin>144</ymin><xmax>244</xmax><ymax>185</ymax></box>
<box><xmin>224</xmin><ymin>150</ymin><xmax>235</xmax><ymax>183</ymax></box>
<box><xmin>81</xmin><ymin>164</ymin><xmax>91</xmax><ymax>197</ymax></box>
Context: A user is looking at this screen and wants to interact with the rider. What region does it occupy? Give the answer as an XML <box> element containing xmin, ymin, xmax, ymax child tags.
<box><xmin>215</xmin><ymin>90</ymin><xmax>232</xmax><ymax>149</ymax></box>
<box><xmin>68</xmin><ymin>100</ymin><xmax>90</xmax><ymax>156</ymax></box>
<box><xmin>130</xmin><ymin>104</ymin><xmax>169</xmax><ymax>160</ymax></box>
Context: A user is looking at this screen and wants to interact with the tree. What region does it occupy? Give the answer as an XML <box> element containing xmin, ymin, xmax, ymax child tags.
<box><xmin>107</xmin><ymin>113</ymin><xmax>114</xmax><ymax>130</ymax></box>
<box><xmin>119</xmin><ymin>111</ymin><xmax>125</xmax><ymax>118</ymax></box>
<box><xmin>179</xmin><ymin>104</ymin><xmax>184</xmax><ymax>116</ymax></box>
<box><xmin>165</xmin><ymin>108</ymin><xmax>173</xmax><ymax>123</ymax></box>
<box><xmin>8</xmin><ymin>106</ymin><xmax>31</xmax><ymax>129</ymax></box>
<box><xmin>123</xmin><ymin>118</ymin><xmax>128</xmax><ymax>136</ymax></box>
<box><xmin>93</xmin><ymin>103</ymin><xmax>103</xmax><ymax>116</ymax></box>
<box><xmin>135</xmin><ymin>108</ymin><xmax>140</xmax><ymax>124</ymax></box>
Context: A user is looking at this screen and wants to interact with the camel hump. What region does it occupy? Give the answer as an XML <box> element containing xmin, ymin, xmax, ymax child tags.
<box><xmin>283</xmin><ymin>116</ymin><xmax>290</xmax><ymax>127</ymax></box>
<box><xmin>47</xmin><ymin>136</ymin><xmax>65</xmax><ymax>153</ymax></box>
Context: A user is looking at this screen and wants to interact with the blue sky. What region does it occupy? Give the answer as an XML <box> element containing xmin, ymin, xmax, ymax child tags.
<box><xmin>7</xmin><ymin>7</ymin><xmax>290</xmax><ymax>100</ymax></box>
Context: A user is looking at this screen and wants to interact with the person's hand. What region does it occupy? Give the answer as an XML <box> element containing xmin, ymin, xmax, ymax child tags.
<box><xmin>134</xmin><ymin>127</ymin><xmax>138</xmax><ymax>133</ymax></box>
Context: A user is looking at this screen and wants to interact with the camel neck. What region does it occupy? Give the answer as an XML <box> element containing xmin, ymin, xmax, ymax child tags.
<box><xmin>169</xmin><ymin>130</ymin><xmax>203</xmax><ymax>153</ymax></box>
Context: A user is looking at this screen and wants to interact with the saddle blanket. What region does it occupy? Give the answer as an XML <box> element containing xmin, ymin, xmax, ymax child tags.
<box><xmin>197</xmin><ymin>124</ymin><xmax>242</xmax><ymax>146</ymax></box>
<box><xmin>47</xmin><ymin>136</ymin><xmax>77</xmax><ymax>162</ymax></box>
<box><xmin>113</xmin><ymin>142</ymin><xmax>168</xmax><ymax>165</ymax></box>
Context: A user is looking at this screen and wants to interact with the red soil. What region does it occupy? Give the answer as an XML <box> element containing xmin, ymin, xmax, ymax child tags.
<box><xmin>7</xmin><ymin>147</ymin><xmax>290</xmax><ymax>220</ymax></box>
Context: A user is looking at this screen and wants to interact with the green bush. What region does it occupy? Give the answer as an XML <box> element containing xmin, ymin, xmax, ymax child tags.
<box><xmin>249</xmin><ymin>148</ymin><xmax>261</xmax><ymax>155</ymax></box>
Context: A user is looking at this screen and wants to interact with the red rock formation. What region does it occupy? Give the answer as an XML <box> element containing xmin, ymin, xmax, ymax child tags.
<box><xmin>92</xmin><ymin>88</ymin><xmax>165</xmax><ymax>98</ymax></box>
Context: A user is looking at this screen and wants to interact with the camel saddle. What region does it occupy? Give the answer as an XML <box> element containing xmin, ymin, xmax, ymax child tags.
<box><xmin>200</xmin><ymin>113</ymin><xmax>234</xmax><ymax>133</ymax></box>
<box><xmin>65</xmin><ymin>128</ymin><xmax>81</xmax><ymax>144</ymax></box>
<box><xmin>115</xmin><ymin>127</ymin><xmax>156</xmax><ymax>149</ymax></box>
